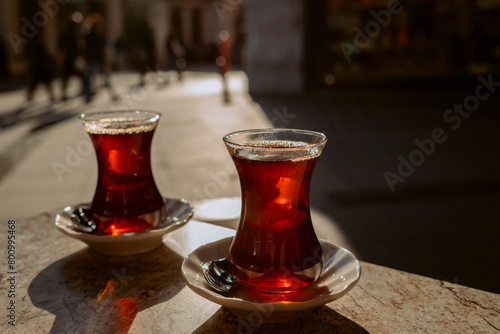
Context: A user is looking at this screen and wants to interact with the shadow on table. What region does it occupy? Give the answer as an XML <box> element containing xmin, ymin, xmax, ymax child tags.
<box><xmin>0</xmin><ymin>102</ymin><xmax>82</xmax><ymax>184</ymax></box>
<box><xmin>28</xmin><ymin>244</ymin><xmax>185</xmax><ymax>333</ymax></box>
<box><xmin>193</xmin><ymin>306</ymin><xmax>370</xmax><ymax>334</ymax></box>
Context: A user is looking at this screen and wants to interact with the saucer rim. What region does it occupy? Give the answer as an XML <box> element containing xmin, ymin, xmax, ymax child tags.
<box><xmin>181</xmin><ymin>236</ymin><xmax>361</xmax><ymax>312</ymax></box>
<box><xmin>54</xmin><ymin>197</ymin><xmax>194</xmax><ymax>243</ymax></box>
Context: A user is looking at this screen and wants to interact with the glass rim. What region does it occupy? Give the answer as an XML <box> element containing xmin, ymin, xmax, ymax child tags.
<box><xmin>79</xmin><ymin>110</ymin><xmax>161</xmax><ymax>124</ymax></box>
<box><xmin>223</xmin><ymin>128</ymin><xmax>327</xmax><ymax>149</ymax></box>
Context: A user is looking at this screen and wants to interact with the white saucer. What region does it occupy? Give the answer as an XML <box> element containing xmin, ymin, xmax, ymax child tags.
<box><xmin>193</xmin><ymin>197</ymin><xmax>241</xmax><ymax>228</ymax></box>
<box><xmin>55</xmin><ymin>198</ymin><xmax>194</xmax><ymax>256</ymax></box>
<box><xmin>181</xmin><ymin>237</ymin><xmax>361</xmax><ymax>323</ymax></box>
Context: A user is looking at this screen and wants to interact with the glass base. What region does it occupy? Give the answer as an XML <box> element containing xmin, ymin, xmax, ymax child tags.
<box><xmin>231</xmin><ymin>259</ymin><xmax>323</xmax><ymax>294</ymax></box>
<box><xmin>91</xmin><ymin>209</ymin><xmax>163</xmax><ymax>236</ymax></box>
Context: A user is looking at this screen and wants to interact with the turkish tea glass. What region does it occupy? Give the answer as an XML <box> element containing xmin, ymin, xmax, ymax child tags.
<box><xmin>80</xmin><ymin>110</ymin><xmax>164</xmax><ymax>236</ymax></box>
<box><xmin>223</xmin><ymin>128</ymin><xmax>327</xmax><ymax>294</ymax></box>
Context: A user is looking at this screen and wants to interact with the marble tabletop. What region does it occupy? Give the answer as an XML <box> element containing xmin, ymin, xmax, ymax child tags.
<box><xmin>1</xmin><ymin>213</ymin><xmax>499</xmax><ymax>334</ymax></box>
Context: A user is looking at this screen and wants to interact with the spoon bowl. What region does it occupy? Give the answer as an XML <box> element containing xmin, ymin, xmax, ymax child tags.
<box><xmin>202</xmin><ymin>258</ymin><xmax>238</xmax><ymax>293</ymax></box>
<box><xmin>70</xmin><ymin>207</ymin><xmax>97</xmax><ymax>233</ymax></box>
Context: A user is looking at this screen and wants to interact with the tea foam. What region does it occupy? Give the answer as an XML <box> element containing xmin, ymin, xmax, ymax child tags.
<box><xmin>84</xmin><ymin>117</ymin><xmax>156</xmax><ymax>135</ymax></box>
<box><xmin>233</xmin><ymin>140</ymin><xmax>321</xmax><ymax>162</ymax></box>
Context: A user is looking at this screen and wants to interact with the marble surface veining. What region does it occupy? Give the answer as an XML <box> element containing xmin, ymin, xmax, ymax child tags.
<box><xmin>0</xmin><ymin>213</ymin><xmax>498</xmax><ymax>334</ymax></box>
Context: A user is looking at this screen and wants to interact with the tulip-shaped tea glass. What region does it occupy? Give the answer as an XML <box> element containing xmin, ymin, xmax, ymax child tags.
<box><xmin>80</xmin><ymin>110</ymin><xmax>165</xmax><ymax>236</ymax></box>
<box><xmin>223</xmin><ymin>129</ymin><xmax>327</xmax><ymax>294</ymax></box>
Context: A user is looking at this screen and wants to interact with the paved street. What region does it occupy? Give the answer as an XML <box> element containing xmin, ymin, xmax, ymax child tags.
<box><xmin>0</xmin><ymin>70</ymin><xmax>498</xmax><ymax>294</ymax></box>
<box><xmin>0</xmin><ymin>69</ymin><xmax>352</xmax><ymax>259</ymax></box>
<box><xmin>0</xmin><ymin>70</ymin><xmax>271</xmax><ymax>219</ymax></box>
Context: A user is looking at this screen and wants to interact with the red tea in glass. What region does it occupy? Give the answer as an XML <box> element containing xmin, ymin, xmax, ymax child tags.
<box><xmin>223</xmin><ymin>129</ymin><xmax>327</xmax><ymax>293</ymax></box>
<box><xmin>81</xmin><ymin>110</ymin><xmax>164</xmax><ymax>236</ymax></box>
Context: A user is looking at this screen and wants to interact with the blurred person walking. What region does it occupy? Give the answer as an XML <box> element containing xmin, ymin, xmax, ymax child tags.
<box><xmin>0</xmin><ymin>38</ymin><xmax>9</xmax><ymax>79</ymax></box>
<box><xmin>138</xmin><ymin>19</ymin><xmax>157</xmax><ymax>86</ymax></box>
<box><xmin>165</xmin><ymin>26</ymin><xmax>186</xmax><ymax>82</ymax></box>
<box><xmin>124</xmin><ymin>16</ymin><xmax>158</xmax><ymax>87</ymax></box>
<box><xmin>26</xmin><ymin>30</ymin><xmax>55</xmax><ymax>102</ymax></box>
<box><xmin>217</xmin><ymin>30</ymin><xmax>232</xmax><ymax>103</ymax></box>
<box><xmin>58</xmin><ymin>13</ymin><xmax>84</xmax><ymax>101</ymax></box>
<box><xmin>83</xmin><ymin>13</ymin><xmax>117</xmax><ymax>103</ymax></box>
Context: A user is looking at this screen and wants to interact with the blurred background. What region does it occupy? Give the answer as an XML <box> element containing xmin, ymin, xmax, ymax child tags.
<box><xmin>0</xmin><ymin>0</ymin><xmax>499</xmax><ymax>293</ymax></box>
<box><xmin>2</xmin><ymin>0</ymin><xmax>500</xmax><ymax>90</ymax></box>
